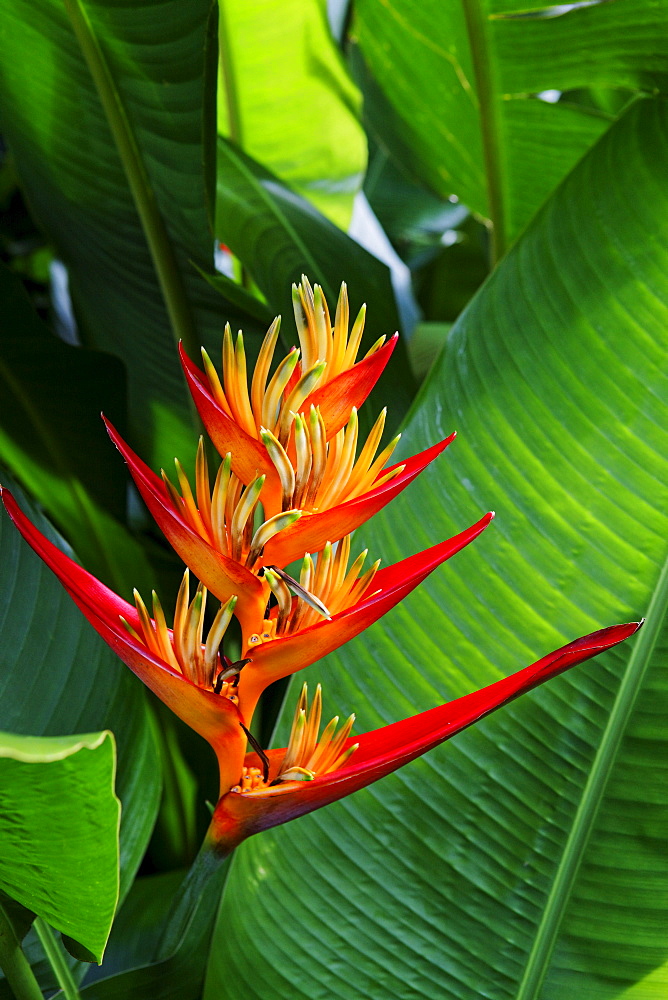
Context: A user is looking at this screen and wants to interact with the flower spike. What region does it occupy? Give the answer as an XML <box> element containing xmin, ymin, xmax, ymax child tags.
<box><xmin>1</xmin><ymin>274</ymin><xmax>642</xmax><ymax>871</ymax></box>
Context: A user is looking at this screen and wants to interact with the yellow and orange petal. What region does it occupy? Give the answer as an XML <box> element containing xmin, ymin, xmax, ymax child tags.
<box><xmin>230</xmin><ymin>683</ymin><xmax>357</xmax><ymax>793</ymax></box>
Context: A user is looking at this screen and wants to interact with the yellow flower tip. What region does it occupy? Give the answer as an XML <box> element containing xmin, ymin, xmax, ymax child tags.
<box><xmin>119</xmin><ymin>615</ymin><xmax>141</xmax><ymax>641</ymax></box>
<box><xmin>366</xmin><ymin>335</ymin><xmax>386</xmax><ymax>356</ymax></box>
<box><xmin>279</xmin><ymin>767</ymin><xmax>315</xmax><ymax>782</ymax></box>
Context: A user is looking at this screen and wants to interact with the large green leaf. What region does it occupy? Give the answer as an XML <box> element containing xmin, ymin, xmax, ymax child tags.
<box><xmin>0</xmin><ymin>0</ymin><xmax>264</xmax><ymax>470</ymax></box>
<box><xmin>0</xmin><ymin>730</ymin><xmax>119</xmax><ymax>963</ymax></box>
<box><xmin>205</xmin><ymin>98</ymin><xmax>668</xmax><ymax>999</ymax></box>
<box><xmin>217</xmin><ymin>0</ymin><xmax>366</xmax><ymax>228</ymax></box>
<box><xmin>355</xmin><ymin>0</ymin><xmax>668</xmax><ymax>256</ymax></box>
<box><xmin>0</xmin><ymin>489</ymin><xmax>161</xmax><ymax>909</ymax></box>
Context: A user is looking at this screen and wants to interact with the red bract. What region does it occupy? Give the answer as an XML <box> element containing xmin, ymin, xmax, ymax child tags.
<box><xmin>237</xmin><ymin>512</ymin><xmax>494</xmax><ymax>720</ymax></box>
<box><xmin>209</xmin><ymin>622</ymin><xmax>642</xmax><ymax>853</ymax></box>
<box><xmin>103</xmin><ymin>418</ymin><xmax>268</xmax><ymax>638</ymax></box>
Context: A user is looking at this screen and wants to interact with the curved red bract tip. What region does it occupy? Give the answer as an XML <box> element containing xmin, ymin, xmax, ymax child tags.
<box><xmin>302</xmin><ymin>333</ymin><xmax>399</xmax><ymax>439</ymax></box>
<box><xmin>211</xmin><ymin>620</ymin><xmax>642</xmax><ymax>849</ymax></box>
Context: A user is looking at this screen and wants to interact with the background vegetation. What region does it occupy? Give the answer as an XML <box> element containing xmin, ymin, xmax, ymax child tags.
<box><xmin>0</xmin><ymin>1</ymin><xmax>666</xmax><ymax>997</ymax></box>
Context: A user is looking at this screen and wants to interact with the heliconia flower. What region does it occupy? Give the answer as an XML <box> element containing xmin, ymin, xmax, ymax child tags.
<box><xmin>180</xmin><ymin>278</ymin><xmax>398</xmax><ymax>496</ymax></box>
<box><xmin>0</xmin><ymin>487</ymin><xmax>248</xmax><ymax>795</ymax></box>
<box><xmin>208</xmin><ymin>621</ymin><xmax>642</xmax><ymax>854</ymax></box>
<box><xmin>105</xmin><ymin>414</ymin><xmax>456</xmax><ymax>579</ymax></box>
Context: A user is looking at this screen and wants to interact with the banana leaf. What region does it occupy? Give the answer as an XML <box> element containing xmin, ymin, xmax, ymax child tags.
<box><xmin>217</xmin><ymin>0</ymin><xmax>366</xmax><ymax>228</ymax></box>
<box><xmin>204</xmin><ymin>96</ymin><xmax>668</xmax><ymax>1000</ymax></box>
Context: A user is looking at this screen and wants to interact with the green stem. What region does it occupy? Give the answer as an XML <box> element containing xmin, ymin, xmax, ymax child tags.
<box><xmin>62</xmin><ymin>0</ymin><xmax>199</xmax><ymax>361</ymax></box>
<box><xmin>0</xmin><ymin>903</ymin><xmax>44</xmax><ymax>1000</ymax></box>
<box><xmin>156</xmin><ymin>835</ymin><xmax>232</xmax><ymax>961</ymax></box>
<box><xmin>516</xmin><ymin>552</ymin><xmax>668</xmax><ymax>1000</ymax></box>
<box><xmin>33</xmin><ymin>920</ymin><xmax>81</xmax><ymax>1000</ymax></box>
<box><xmin>218</xmin><ymin>0</ymin><xmax>243</xmax><ymax>147</ymax></box>
<box><xmin>217</xmin><ymin>0</ymin><xmax>250</xmax><ymax>289</ymax></box>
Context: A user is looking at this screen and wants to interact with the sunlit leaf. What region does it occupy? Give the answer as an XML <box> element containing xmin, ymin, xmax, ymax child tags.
<box><xmin>355</xmin><ymin>0</ymin><xmax>668</xmax><ymax>254</ymax></box>
<box><xmin>218</xmin><ymin>0</ymin><xmax>366</xmax><ymax>228</ymax></box>
<box><xmin>205</xmin><ymin>96</ymin><xmax>668</xmax><ymax>1000</ymax></box>
<box><xmin>0</xmin><ymin>730</ymin><xmax>119</xmax><ymax>963</ymax></box>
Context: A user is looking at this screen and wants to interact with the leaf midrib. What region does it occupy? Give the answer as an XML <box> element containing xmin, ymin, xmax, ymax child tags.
<box><xmin>62</xmin><ymin>0</ymin><xmax>200</xmax><ymax>361</ymax></box>
<box><xmin>461</xmin><ymin>0</ymin><xmax>506</xmax><ymax>261</ymax></box>
<box><xmin>516</xmin><ymin>546</ymin><xmax>668</xmax><ymax>1000</ymax></box>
